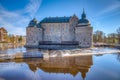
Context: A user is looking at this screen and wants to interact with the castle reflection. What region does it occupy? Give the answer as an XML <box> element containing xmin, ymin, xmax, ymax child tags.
<box><xmin>14</xmin><ymin>54</ymin><xmax>93</xmax><ymax>80</ymax></box>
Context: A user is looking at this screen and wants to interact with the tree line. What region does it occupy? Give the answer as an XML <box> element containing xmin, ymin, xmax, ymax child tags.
<box><xmin>93</xmin><ymin>27</ymin><xmax>120</xmax><ymax>44</ymax></box>
<box><xmin>4</xmin><ymin>34</ymin><xmax>25</xmax><ymax>44</ymax></box>
<box><xmin>7</xmin><ymin>35</ymin><xmax>23</xmax><ymax>43</ymax></box>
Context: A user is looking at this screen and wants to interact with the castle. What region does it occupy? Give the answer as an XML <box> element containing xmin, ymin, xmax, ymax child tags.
<box><xmin>26</xmin><ymin>10</ymin><xmax>93</xmax><ymax>49</ymax></box>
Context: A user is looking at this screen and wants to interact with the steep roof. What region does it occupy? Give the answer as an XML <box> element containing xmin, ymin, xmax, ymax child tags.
<box><xmin>78</xmin><ymin>19</ymin><xmax>89</xmax><ymax>23</ymax></box>
<box><xmin>0</xmin><ymin>27</ymin><xmax>7</xmax><ymax>33</ymax></box>
<box><xmin>40</xmin><ymin>17</ymin><xmax>71</xmax><ymax>23</ymax></box>
<box><xmin>28</xmin><ymin>18</ymin><xmax>38</xmax><ymax>27</ymax></box>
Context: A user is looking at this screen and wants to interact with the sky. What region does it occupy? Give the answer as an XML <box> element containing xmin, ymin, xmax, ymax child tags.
<box><xmin>0</xmin><ymin>0</ymin><xmax>120</xmax><ymax>36</ymax></box>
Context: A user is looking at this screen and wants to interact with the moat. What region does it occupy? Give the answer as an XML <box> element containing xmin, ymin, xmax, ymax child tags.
<box><xmin>0</xmin><ymin>47</ymin><xmax>120</xmax><ymax>80</ymax></box>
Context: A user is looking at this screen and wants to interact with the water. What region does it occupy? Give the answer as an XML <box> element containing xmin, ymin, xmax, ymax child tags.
<box><xmin>0</xmin><ymin>46</ymin><xmax>26</xmax><ymax>54</ymax></box>
<box><xmin>0</xmin><ymin>47</ymin><xmax>120</xmax><ymax>80</ymax></box>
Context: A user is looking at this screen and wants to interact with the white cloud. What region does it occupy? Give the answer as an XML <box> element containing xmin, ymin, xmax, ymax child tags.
<box><xmin>0</xmin><ymin>0</ymin><xmax>42</xmax><ymax>35</ymax></box>
<box><xmin>25</xmin><ymin>0</ymin><xmax>42</xmax><ymax>17</ymax></box>
<box><xmin>97</xmin><ymin>0</ymin><xmax>120</xmax><ymax>16</ymax></box>
<box><xmin>0</xmin><ymin>18</ymin><xmax>26</xmax><ymax>35</ymax></box>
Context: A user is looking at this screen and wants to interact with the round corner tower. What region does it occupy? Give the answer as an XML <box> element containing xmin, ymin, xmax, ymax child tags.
<box><xmin>75</xmin><ymin>9</ymin><xmax>93</xmax><ymax>48</ymax></box>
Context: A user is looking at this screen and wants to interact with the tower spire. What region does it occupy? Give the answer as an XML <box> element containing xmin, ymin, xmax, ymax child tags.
<box><xmin>33</xmin><ymin>16</ymin><xmax>36</xmax><ymax>20</ymax></box>
<box><xmin>81</xmin><ymin>8</ymin><xmax>86</xmax><ymax>19</ymax></box>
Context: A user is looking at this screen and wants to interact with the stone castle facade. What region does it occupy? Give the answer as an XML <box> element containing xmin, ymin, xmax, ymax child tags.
<box><xmin>26</xmin><ymin>10</ymin><xmax>93</xmax><ymax>48</ymax></box>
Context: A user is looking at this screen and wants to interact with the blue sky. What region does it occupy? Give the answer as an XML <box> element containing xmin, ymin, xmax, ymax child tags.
<box><xmin>0</xmin><ymin>0</ymin><xmax>120</xmax><ymax>35</ymax></box>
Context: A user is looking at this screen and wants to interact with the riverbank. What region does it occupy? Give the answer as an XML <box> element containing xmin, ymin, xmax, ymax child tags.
<box><xmin>0</xmin><ymin>52</ymin><xmax>43</xmax><ymax>60</ymax></box>
<box><xmin>93</xmin><ymin>43</ymin><xmax>120</xmax><ymax>49</ymax></box>
<box><xmin>0</xmin><ymin>43</ymin><xmax>24</xmax><ymax>50</ymax></box>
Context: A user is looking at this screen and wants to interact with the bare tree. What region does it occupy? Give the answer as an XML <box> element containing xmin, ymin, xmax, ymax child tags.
<box><xmin>93</xmin><ymin>30</ymin><xmax>105</xmax><ymax>43</ymax></box>
<box><xmin>117</xmin><ymin>27</ymin><xmax>120</xmax><ymax>44</ymax></box>
<box><xmin>107</xmin><ymin>33</ymin><xmax>117</xmax><ymax>43</ymax></box>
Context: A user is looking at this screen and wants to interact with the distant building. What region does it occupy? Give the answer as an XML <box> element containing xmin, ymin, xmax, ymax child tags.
<box><xmin>26</xmin><ymin>10</ymin><xmax>93</xmax><ymax>48</ymax></box>
<box><xmin>0</xmin><ymin>27</ymin><xmax>8</xmax><ymax>42</ymax></box>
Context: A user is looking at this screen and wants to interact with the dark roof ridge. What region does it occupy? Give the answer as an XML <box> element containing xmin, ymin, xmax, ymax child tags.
<box><xmin>40</xmin><ymin>16</ymin><xmax>72</xmax><ymax>23</ymax></box>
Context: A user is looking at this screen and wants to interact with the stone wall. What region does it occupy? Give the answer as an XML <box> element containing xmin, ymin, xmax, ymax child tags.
<box><xmin>75</xmin><ymin>27</ymin><xmax>93</xmax><ymax>47</ymax></box>
<box><xmin>69</xmin><ymin>15</ymin><xmax>78</xmax><ymax>41</ymax></box>
<box><xmin>41</xmin><ymin>22</ymin><xmax>75</xmax><ymax>43</ymax></box>
<box><xmin>26</xmin><ymin>27</ymin><xmax>42</xmax><ymax>46</ymax></box>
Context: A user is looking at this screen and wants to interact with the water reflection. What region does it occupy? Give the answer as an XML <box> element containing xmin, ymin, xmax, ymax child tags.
<box><xmin>0</xmin><ymin>46</ymin><xmax>26</xmax><ymax>54</ymax></box>
<box><xmin>0</xmin><ymin>55</ymin><xmax>93</xmax><ymax>80</ymax></box>
<box><xmin>116</xmin><ymin>53</ymin><xmax>120</xmax><ymax>62</ymax></box>
<box><xmin>0</xmin><ymin>43</ymin><xmax>24</xmax><ymax>50</ymax></box>
<box><xmin>1</xmin><ymin>46</ymin><xmax>120</xmax><ymax>80</ymax></box>
<box><xmin>1</xmin><ymin>48</ymin><xmax>120</xmax><ymax>80</ymax></box>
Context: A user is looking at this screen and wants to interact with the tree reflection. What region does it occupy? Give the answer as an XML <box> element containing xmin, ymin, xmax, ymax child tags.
<box><xmin>117</xmin><ymin>53</ymin><xmax>120</xmax><ymax>62</ymax></box>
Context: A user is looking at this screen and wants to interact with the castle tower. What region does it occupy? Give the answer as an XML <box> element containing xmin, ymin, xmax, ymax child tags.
<box><xmin>75</xmin><ymin>9</ymin><xmax>93</xmax><ymax>48</ymax></box>
<box><xmin>78</xmin><ymin>9</ymin><xmax>90</xmax><ymax>27</ymax></box>
<box><xmin>28</xmin><ymin>18</ymin><xmax>38</xmax><ymax>27</ymax></box>
<box><xmin>26</xmin><ymin>18</ymin><xmax>43</xmax><ymax>47</ymax></box>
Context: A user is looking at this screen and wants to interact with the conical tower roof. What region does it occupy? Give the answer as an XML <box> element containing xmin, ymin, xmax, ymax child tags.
<box><xmin>28</xmin><ymin>18</ymin><xmax>38</xmax><ymax>27</ymax></box>
<box><xmin>78</xmin><ymin>9</ymin><xmax>89</xmax><ymax>24</ymax></box>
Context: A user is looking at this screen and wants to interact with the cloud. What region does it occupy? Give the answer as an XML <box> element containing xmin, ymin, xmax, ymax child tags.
<box><xmin>25</xmin><ymin>0</ymin><xmax>42</xmax><ymax>17</ymax></box>
<box><xmin>97</xmin><ymin>0</ymin><xmax>120</xmax><ymax>16</ymax></box>
<box><xmin>0</xmin><ymin>18</ymin><xmax>26</xmax><ymax>35</ymax></box>
<box><xmin>0</xmin><ymin>0</ymin><xmax>42</xmax><ymax>35</ymax></box>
